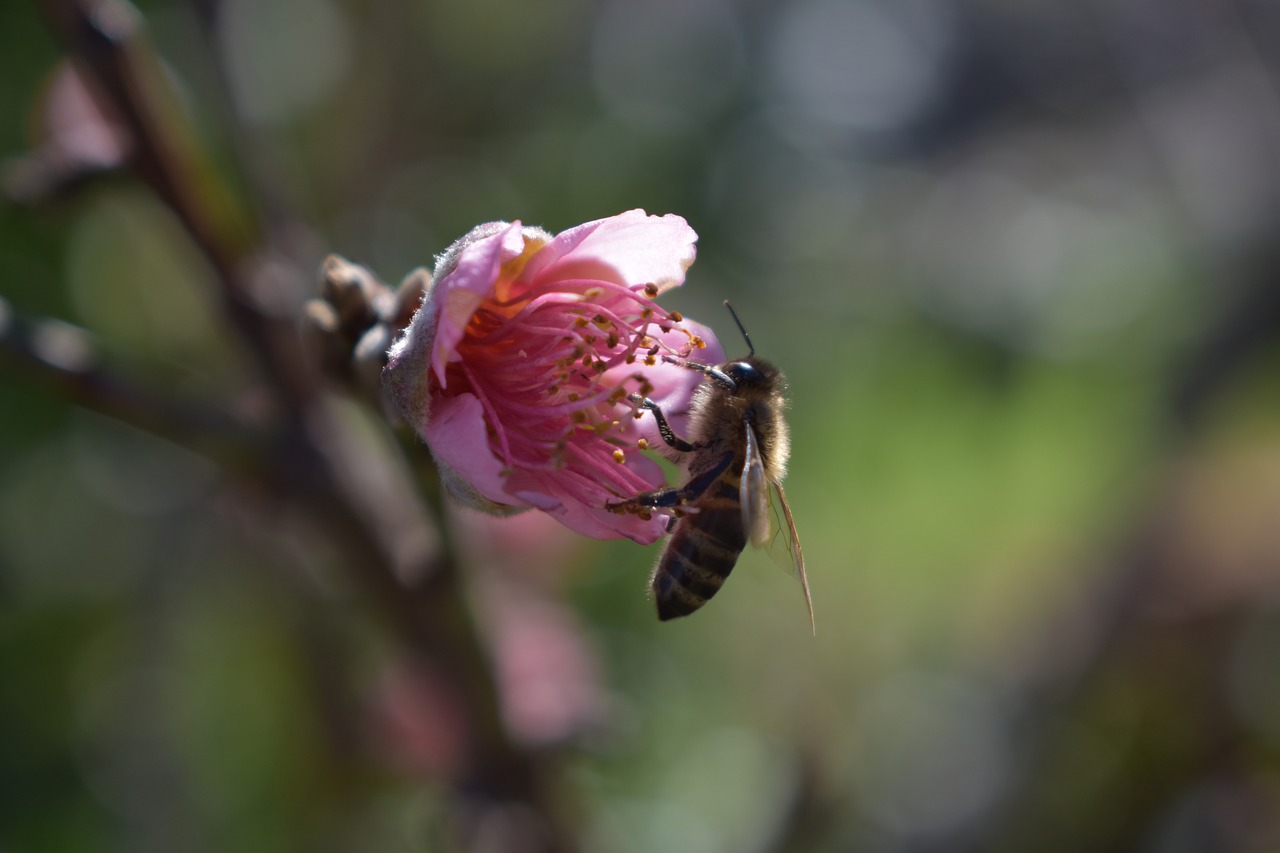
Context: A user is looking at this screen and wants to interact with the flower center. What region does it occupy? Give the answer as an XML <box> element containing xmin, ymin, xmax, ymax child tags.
<box><xmin>445</xmin><ymin>279</ymin><xmax>706</xmax><ymax>487</ymax></box>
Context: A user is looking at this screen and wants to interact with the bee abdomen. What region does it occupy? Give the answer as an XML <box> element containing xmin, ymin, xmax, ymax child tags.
<box><xmin>651</xmin><ymin>491</ymin><xmax>748</xmax><ymax>620</ymax></box>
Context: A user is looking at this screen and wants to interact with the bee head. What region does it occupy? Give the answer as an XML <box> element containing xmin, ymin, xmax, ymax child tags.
<box><xmin>663</xmin><ymin>304</ymin><xmax>779</xmax><ymax>392</ymax></box>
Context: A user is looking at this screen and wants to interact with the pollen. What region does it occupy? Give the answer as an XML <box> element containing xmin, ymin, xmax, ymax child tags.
<box><xmin>637</xmin><ymin>438</ymin><xmax>649</xmax><ymax>450</ymax></box>
<box><xmin>644</xmin><ymin>355</ymin><xmax>657</xmax><ymax>366</ymax></box>
<box><xmin>574</xmin><ymin>316</ymin><xmax>590</xmax><ymax>327</ymax></box>
<box><xmin>643</xmin><ymin>283</ymin><xmax>659</xmax><ymax>298</ymax></box>
<box><xmin>668</xmin><ymin>310</ymin><xmax>683</xmax><ymax>322</ymax></box>
<box><xmin>613</xmin><ymin>449</ymin><xmax>626</xmax><ymax>464</ymax></box>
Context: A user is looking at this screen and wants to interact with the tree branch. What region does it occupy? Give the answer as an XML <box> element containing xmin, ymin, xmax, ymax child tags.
<box><xmin>28</xmin><ymin>1</ymin><xmax>577</xmax><ymax>848</ymax></box>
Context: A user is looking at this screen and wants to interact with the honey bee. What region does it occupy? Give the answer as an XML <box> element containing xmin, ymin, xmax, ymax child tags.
<box><xmin>610</xmin><ymin>303</ymin><xmax>813</xmax><ymax>630</ymax></box>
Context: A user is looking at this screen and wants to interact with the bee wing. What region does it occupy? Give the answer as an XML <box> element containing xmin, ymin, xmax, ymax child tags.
<box><xmin>741</xmin><ymin>420</ymin><xmax>771</xmax><ymax>548</ymax></box>
<box><xmin>773</xmin><ymin>482</ymin><xmax>815</xmax><ymax>635</ymax></box>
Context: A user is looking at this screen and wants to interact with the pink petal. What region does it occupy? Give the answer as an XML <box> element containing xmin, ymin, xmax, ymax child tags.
<box><xmin>430</xmin><ymin>221</ymin><xmax>528</xmax><ymax>386</ymax></box>
<box><xmin>507</xmin><ymin>451</ymin><xmax>671</xmax><ymax>545</ymax></box>
<box><xmin>425</xmin><ymin>393</ymin><xmax>528</xmax><ymax>510</ymax></box>
<box><xmin>523</xmin><ymin>209</ymin><xmax>697</xmax><ymax>293</ymax></box>
<box><xmin>537</xmin><ymin>484</ymin><xmax>670</xmax><ymax>545</ymax></box>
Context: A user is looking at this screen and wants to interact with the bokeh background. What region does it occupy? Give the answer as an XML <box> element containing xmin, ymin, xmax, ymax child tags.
<box><xmin>4</xmin><ymin>0</ymin><xmax>1280</xmax><ymax>851</ymax></box>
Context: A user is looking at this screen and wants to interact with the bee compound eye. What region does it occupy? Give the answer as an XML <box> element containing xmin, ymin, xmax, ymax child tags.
<box><xmin>726</xmin><ymin>361</ymin><xmax>760</xmax><ymax>383</ymax></box>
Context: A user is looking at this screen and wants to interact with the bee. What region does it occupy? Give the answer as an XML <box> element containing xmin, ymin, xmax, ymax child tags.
<box><xmin>609</xmin><ymin>302</ymin><xmax>813</xmax><ymax>630</ymax></box>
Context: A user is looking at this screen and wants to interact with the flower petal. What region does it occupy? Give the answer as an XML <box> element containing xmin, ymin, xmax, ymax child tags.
<box><xmin>425</xmin><ymin>392</ymin><xmax>528</xmax><ymax>511</ymax></box>
<box><xmin>430</xmin><ymin>221</ymin><xmax>529</xmax><ymax>387</ymax></box>
<box><xmin>523</xmin><ymin>209</ymin><xmax>697</xmax><ymax>293</ymax></box>
<box><xmin>510</xmin><ymin>452</ymin><xmax>671</xmax><ymax>545</ymax></box>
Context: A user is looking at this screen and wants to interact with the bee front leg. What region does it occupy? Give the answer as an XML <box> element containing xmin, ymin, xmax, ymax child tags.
<box><xmin>629</xmin><ymin>394</ymin><xmax>695</xmax><ymax>453</ymax></box>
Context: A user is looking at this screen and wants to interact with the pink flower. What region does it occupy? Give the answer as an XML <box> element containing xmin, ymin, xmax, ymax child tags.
<box><xmin>384</xmin><ymin>210</ymin><xmax>723</xmax><ymax>544</ymax></box>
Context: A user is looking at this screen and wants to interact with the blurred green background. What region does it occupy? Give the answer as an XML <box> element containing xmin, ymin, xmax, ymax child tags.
<box><xmin>4</xmin><ymin>0</ymin><xmax>1280</xmax><ymax>851</ymax></box>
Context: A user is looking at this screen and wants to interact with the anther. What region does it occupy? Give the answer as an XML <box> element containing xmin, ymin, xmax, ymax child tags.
<box><xmin>613</xmin><ymin>449</ymin><xmax>626</xmax><ymax>464</ymax></box>
<box><xmin>643</xmin><ymin>283</ymin><xmax>659</xmax><ymax>298</ymax></box>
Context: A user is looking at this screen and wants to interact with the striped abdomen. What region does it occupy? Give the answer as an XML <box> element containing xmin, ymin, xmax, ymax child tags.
<box><xmin>651</xmin><ymin>476</ymin><xmax>747</xmax><ymax>620</ymax></box>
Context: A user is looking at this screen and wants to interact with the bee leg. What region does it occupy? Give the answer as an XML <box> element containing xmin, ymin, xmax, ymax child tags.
<box><xmin>628</xmin><ymin>394</ymin><xmax>696</xmax><ymax>453</ymax></box>
<box><xmin>607</xmin><ymin>484</ymin><xmax>682</xmax><ymax>514</ymax></box>
<box><xmin>607</xmin><ymin>452</ymin><xmax>734</xmax><ymax>514</ymax></box>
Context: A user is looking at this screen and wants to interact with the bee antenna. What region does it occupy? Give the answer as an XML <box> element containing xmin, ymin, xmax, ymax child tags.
<box><xmin>723</xmin><ymin>300</ymin><xmax>755</xmax><ymax>356</ymax></box>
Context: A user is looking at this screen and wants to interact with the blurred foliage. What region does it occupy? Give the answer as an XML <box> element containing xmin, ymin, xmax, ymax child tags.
<box><xmin>4</xmin><ymin>0</ymin><xmax>1280</xmax><ymax>851</ymax></box>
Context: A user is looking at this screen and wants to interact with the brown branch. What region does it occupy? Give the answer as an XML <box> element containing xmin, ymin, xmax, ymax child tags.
<box><xmin>0</xmin><ymin>297</ymin><xmax>257</xmax><ymax>463</ymax></box>
<box><xmin>30</xmin><ymin>1</ymin><xmax>577</xmax><ymax>848</ymax></box>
